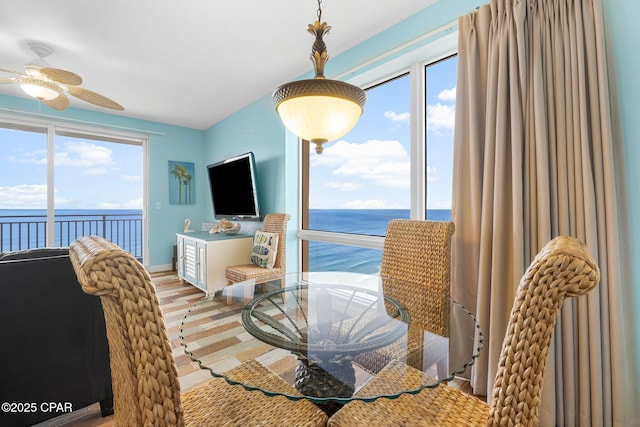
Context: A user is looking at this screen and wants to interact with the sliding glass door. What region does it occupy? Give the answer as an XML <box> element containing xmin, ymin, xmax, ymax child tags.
<box><xmin>0</xmin><ymin>117</ymin><xmax>145</xmax><ymax>259</ymax></box>
<box><xmin>53</xmin><ymin>130</ymin><xmax>143</xmax><ymax>257</ymax></box>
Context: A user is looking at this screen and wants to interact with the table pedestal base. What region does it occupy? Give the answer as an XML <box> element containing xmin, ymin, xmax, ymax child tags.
<box><xmin>294</xmin><ymin>357</ymin><xmax>355</xmax><ymax>398</ymax></box>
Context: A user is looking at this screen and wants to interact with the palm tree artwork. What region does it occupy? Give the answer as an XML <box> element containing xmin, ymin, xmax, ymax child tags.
<box><xmin>169</xmin><ymin>161</ymin><xmax>195</xmax><ymax>205</ymax></box>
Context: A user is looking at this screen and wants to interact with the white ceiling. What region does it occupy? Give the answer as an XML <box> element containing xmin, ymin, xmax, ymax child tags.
<box><xmin>0</xmin><ymin>0</ymin><xmax>436</xmax><ymax>130</ymax></box>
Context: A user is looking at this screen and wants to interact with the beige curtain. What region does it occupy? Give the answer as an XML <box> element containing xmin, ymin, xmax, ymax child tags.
<box><xmin>451</xmin><ymin>0</ymin><xmax>639</xmax><ymax>425</ymax></box>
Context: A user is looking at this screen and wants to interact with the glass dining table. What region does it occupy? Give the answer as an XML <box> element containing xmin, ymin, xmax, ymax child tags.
<box><xmin>179</xmin><ymin>271</ymin><xmax>483</xmax><ymax>409</ymax></box>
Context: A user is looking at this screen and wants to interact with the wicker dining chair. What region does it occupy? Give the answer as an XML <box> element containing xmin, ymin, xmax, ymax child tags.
<box><xmin>226</xmin><ymin>213</ymin><xmax>290</xmax><ymax>292</ymax></box>
<box><xmin>69</xmin><ymin>235</ymin><xmax>327</xmax><ymax>427</ymax></box>
<box><xmin>356</xmin><ymin>219</ymin><xmax>455</xmax><ymax>373</ymax></box>
<box><xmin>328</xmin><ymin>235</ymin><xmax>600</xmax><ymax>426</ymax></box>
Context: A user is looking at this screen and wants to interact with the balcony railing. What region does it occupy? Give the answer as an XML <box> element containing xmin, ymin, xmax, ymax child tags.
<box><xmin>0</xmin><ymin>212</ymin><xmax>143</xmax><ymax>258</ymax></box>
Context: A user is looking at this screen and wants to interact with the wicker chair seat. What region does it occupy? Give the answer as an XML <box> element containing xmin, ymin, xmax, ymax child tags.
<box><xmin>183</xmin><ymin>359</ymin><xmax>327</xmax><ymax>426</ymax></box>
<box><xmin>330</xmin><ymin>308</ymin><xmax>421</xmax><ymax>374</ymax></box>
<box><xmin>354</xmin><ymin>326</ymin><xmax>423</xmax><ymax>374</ymax></box>
<box><xmin>328</xmin><ymin>360</ymin><xmax>488</xmax><ymax>427</ymax></box>
<box><xmin>225</xmin><ymin>263</ymin><xmax>285</xmax><ymax>284</ymax></box>
<box><xmin>226</xmin><ymin>213</ymin><xmax>290</xmax><ymax>288</ymax></box>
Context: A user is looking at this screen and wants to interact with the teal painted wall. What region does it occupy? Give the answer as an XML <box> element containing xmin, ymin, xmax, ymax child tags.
<box><xmin>201</xmin><ymin>94</ymin><xmax>294</xmax><ymax>267</ymax></box>
<box><xmin>144</xmin><ymin>125</ymin><xmax>207</xmax><ymax>268</ymax></box>
<box><xmin>0</xmin><ymin>93</ymin><xmax>207</xmax><ymax>267</ymax></box>
<box><xmin>203</xmin><ymin>95</ymin><xmax>286</xmax><ymax>219</ymax></box>
<box><xmin>605</xmin><ymin>0</ymin><xmax>640</xmax><ymax>368</ymax></box>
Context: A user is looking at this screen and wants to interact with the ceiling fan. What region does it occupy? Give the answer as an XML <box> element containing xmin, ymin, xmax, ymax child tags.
<box><xmin>0</xmin><ymin>42</ymin><xmax>124</xmax><ymax>112</ymax></box>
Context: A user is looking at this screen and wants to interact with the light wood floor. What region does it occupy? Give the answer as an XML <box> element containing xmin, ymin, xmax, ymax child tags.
<box><xmin>38</xmin><ymin>271</ymin><xmax>479</xmax><ymax>426</ymax></box>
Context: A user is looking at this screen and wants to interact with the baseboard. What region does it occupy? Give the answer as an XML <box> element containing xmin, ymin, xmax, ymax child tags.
<box><xmin>147</xmin><ymin>263</ymin><xmax>172</xmax><ymax>273</ymax></box>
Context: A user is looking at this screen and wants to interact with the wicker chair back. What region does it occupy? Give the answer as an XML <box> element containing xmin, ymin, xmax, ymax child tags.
<box><xmin>70</xmin><ymin>236</ymin><xmax>184</xmax><ymax>426</ymax></box>
<box><xmin>380</xmin><ymin>219</ymin><xmax>455</xmax><ymax>336</ymax></box>
<box><xmin>487</xmin><ymin>235</ymin><xmax>600</xmax><ymax>425</ymax></box>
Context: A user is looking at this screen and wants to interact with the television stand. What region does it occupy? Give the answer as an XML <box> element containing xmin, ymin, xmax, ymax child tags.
<box><xmin>176</xmin><ymin>232</ymin><xmax>253</xmax><ymax>293</ymax></box>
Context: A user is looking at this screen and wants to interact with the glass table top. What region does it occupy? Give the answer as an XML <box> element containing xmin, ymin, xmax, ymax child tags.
<box><xmin>179</xmin><ymin>271</ymin><xmax>483</xmax><ymax>404</ymax></box>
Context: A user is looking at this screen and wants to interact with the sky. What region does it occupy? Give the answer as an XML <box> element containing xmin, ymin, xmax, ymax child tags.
<box><xmin>0</xmin><ymin>126</ymin><xmax>142</xmax><ymax>210</ymax></box>
<box><xmin>309</xmin><ymin>55</ymin><xmax>456</xmax><ymax>210</ymax></box>
<box><xmin>0</xmin><ymin>56</ymin><xmax>456</xmax><ymax>212</ymax></box>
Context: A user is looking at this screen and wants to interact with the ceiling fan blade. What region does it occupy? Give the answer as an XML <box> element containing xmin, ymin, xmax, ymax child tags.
<box><xmin>0</xmin><ymin>67</ymin><xmax>24</xmax><ymax>76</ymax></box>
<box><xmin>39</xmin><ymin>67</ymin><xmax>83</xmax><ymax>85</ymax></box>
<box><xmin>68</xmin><ymin>86</ymin><xmax>124</xmax><ymax>111</ymax></box>
<box><xmin>41</xmin><ymin>93</ymin><xmax>70</xmax><ymax>111</ymax></box>
<box><xmin>0</xmin><ymin>77</ymin><xmax>17</xmax><ymax>84</ymax></box>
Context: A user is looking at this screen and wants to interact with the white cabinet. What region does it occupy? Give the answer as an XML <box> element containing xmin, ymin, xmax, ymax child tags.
<box><xmin>176</xmin><ymin>232</ymin><xmax>253</xmax><ymax>293</ymax></box>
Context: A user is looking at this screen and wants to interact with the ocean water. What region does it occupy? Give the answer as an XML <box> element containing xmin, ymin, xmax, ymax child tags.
<box><xmin>0</xmin><ymin>209</ymin><xmax>143</xmax><ymax>254</ymax></box>
<box><xmin>1</xmin><ymin>208</ymin><xmax>452</xmax><ymax>272</ymax></box>
<box><xmin>308</xmin><ymin>209</ymin><xmax>451</xmax><ymax>273</ymax></box>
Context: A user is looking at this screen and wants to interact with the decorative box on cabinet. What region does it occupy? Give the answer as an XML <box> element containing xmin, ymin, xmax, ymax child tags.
<box><xmin>176</xmin><ymin>232</ymin><xmax>253</xmax><ymax>293</ymax></box>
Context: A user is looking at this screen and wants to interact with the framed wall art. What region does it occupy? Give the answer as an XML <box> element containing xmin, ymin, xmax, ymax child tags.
<box><xmin>169</xmin><ymin>160</ymin><xmax>195</xmax><ymax>205</ymax></box>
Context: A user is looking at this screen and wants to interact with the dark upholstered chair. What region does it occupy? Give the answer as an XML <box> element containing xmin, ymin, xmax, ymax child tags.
<box><xmin>70</xmin><ymin>236</ymin><xmax>327</xmax><ymax>427</ymax></box>
<box><xmin>0</xmin><ymin>248</ymin><xmax>113</xmax><ymax>426</ymax></box>
<box><xmin>329</xmin><ymin>235</ymin><xmax>600</xmax><ymax>426</ymax></box>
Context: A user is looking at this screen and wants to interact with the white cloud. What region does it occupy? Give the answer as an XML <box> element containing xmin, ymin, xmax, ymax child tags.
<box><xmin>0</xmin><ymin>184</ymin><xmax>46</xmax><ymax>208</ymax></box>
<box><xmin>83</xmin><ymin>167</ymin><xmax>111</xmax><ymax>176</ymax></box>
<box><xmin>426</xmin><ymin>103</ymin><xmax>455</xmax><ymax>134</ymax></box>
<box><xmin>0</xmin><ymin>184</ymin><xmax>71</xmax><ymax>208</ymax></box>
<box><xmin>384</xmin><ymin>111</ymin><xmax>410</xmax><ymax>123</ymax></box>
<box><xmin>312</xmin><ymin>139</ymin><xmax>410</xmax><ymax>189</ymax></box>
<box><xmin>430</xmin><ymin>199</ymin><xmax>452</xmax><ymax>209</ymax></box>
<box><xmin>426</xmin><ymin>165</ymin><xmax>438</xmax><ymax>182</ymax></box>
<box><xmin>98</xmin><ymin>198</ymin><xmax>143</xmax><ymax>209</ymax></box>
<box><xmin>426</xmin><ymin>86</ymin><xmax>456</xmax><ymax>135</ymax></box>
<box><xmin>121</xmin><ymin>175</ymin><xmax>140</xmax><ymax>182</ymax></box>
<box><xmin>6</xmin><ymin>140</ymin><xmax>119</xmax><ymax>174</ymax></box>
<box><xmin>438</xmin><ymin>87</ymin><xmax>456</xmax><ymax>102</ymax></box>
<box><xmin>324</xmin><ymin>181</ymin><xmax>361</xmax><ymax>192</ymax></box>
<box><xmin>7</xmin><ymin>149</ymin><xmax>47</xmax><ymax>165</ymax></box>
<box><xmin>55</xmin><ymin>141</ymin><xmax>115</xmax><ymax>174</ymax></box>
<box><xmin>342</xmin><ymin>199</ymin><xmax>399</xmax><ymax>209</ymax></box>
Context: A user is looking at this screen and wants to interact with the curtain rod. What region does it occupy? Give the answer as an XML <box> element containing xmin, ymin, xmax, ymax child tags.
<box><xmin>332</xmin><ymin>18</ymin><xmax>458</xmax><ymax>80</ymax></box>
<box><xmin>0</xmin><ymin>107</ymin><xmax>166</xmax><ymax>136</ymax></box>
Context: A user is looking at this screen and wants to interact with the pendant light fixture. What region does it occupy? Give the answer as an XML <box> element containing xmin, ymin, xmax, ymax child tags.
<box><xmin>273</xmin><ymin>0</ymin><xmax>367</xmax><ymax>154</ymax></box>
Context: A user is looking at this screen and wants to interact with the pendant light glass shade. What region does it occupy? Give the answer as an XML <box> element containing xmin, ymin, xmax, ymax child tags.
<box><xmin>273</xmin><ymin>1</ymin><xmax>366</xmax><ymax>154</ymax></box>
<box><xmin>19</xmin><ymin>76</ymin><xmax>62</xmax><ymax>100</ymax></box>
<box><xmin>274</xmin><ymin>80</ymin><xmax>365</xmax><ymax>153</ymax></box>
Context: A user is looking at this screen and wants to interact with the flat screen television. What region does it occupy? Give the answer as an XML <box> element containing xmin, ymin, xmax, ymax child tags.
<box><xmin>207</xmin><ymin>152</ymin><xmax>261</xmax><ymax>221</ymax></box>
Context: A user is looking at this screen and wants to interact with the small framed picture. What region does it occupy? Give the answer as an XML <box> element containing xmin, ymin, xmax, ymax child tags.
<box><xmin>169</xmin><ymin>161</ymin><xmax>195</xmax><ymax>205</ymax></box>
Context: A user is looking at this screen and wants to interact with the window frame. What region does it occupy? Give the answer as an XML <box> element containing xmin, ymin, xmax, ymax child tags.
<box><xmin>0</xmin><ymin>113</ymin><xmax>148</xmax><ymax>262</ymax></box>
<box><xmin>298</xmin><ymin>32</ymin><xmax>458</xmax><ymax>272</ymax></box>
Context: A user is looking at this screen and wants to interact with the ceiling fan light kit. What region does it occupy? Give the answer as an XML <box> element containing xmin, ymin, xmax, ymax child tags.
<box><xmin>0</xmin><ymin>42</ymin><xmax>124</xmax><ymax>112</ymax></box>
<box><xmin>273</xmin><ymin>0</ymin><xmax>366</xmax><ymax>154</ymax></box>
<box><xmin>18</xmin><ymin>76</ymin><xmax>62</xmax><ymax>100</ymax></box>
